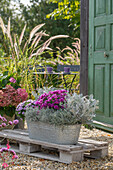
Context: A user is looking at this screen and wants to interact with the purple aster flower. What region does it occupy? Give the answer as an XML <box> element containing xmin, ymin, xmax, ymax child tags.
<box><xmin>51</xmin><ymin>103</ymin><xmax>54</xmax><ymax>107</ymax></box>
<box><xmin>61</xmin><ymin>105</ymin><xmax>65</xmax><ymax>109</ymax></box>
<box><xmin>8</xmin><ymin>121</ymin><xmax>13</xmax><ymax>125</ymax></box>
<box><xmin>0</xmin><ymin>115</ymin><xmax>3</xmax><ymax>120</ymax></box>
<box><xmin>9</xmin><ymin>77</ymin><xmax>16</xmax><ymax>83</ymax></box>
<box><xmin>2</xmin><ymin>117</ymin><xmax>7</xmax><ymax>122</ymax></box>
<box><xmin>35</xmin><ymin>101</ymin><xmax>40</xmax><ymax>105</ymax></box>
<box><xmin>52</xmin><ymin>94</ymin><xmax>58</xmax><ymax>99</ymax></box>
<box><xmin>48</xmin><ymin>103</ymin><xmax>51</xmax><ymax>107</ymax></box>
<box><xmin>54</xmin><ymin>101</ymin><xmax>59</xmax><ymax>104</ymax></box>
<box><xmin>54</xmin><ymin>105</ymin><xmax>59</xmax><ymax>110</ymax></box>
<box><xmin>13</xmin><ymin>119</ymin><xmax>19</xmax><ymax>125</ymax></box>
<box><xmin>48</xmin><ymin>97</ymin><xmax>52</xmax><ymax>102</ymax></box>
<box><xmin>10</xmin><ymin>150</ymin><xmax>16</xmax><ymax>155</ymax></box>
<box><xmin>2</xmin><ymin>123</ymin><xmax>6</xmax><ymax>127</ymax></box>
<box><xmin>61</xmin><ymin>89</ymin><xmax>67</xmax><ymax>93</ymax></box>
<box><xmin>59</xmin><ymin>98</ymin><xmax>64</xmax><ymax>102</ymax></box>
<box><xmin>0</xmin><ymin>148</ymin><xmax>8</xmax><ymax>152</ymax></box>
<box><xmin>12</xmin><ymin>155</ymin><xmax>18</xmax><ymax>159</ymax></box>
<box><xmin>27</xmin><ymin>103</ymin><xmax>31</xmax><ymax>107</ymax></box>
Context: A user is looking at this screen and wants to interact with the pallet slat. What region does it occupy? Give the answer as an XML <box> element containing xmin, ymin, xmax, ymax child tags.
<box><xmin>79</xmin><ymin>139</ymin><xmax>108</xmax><ymax>146</ymax></box>
<box><xmin>0</xmin><ymin>129</ymin><xmax>108</xmax><ymax>163</ymax></box>
<box><xmin>0</xmin><ymin>131</ymin><xmax>82</xmax><ymax>152</ymax></box>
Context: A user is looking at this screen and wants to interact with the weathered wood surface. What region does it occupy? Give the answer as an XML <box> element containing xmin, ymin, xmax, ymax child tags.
<box><xmin>0</xmin><ymin>130</ymin><xmax>82</xmax><ymax>152</ymax></box>
<box><xmin>79</xmin><ymin>139</ymin><xmax>108</xmax><ymax>147</ymax></box>
<box><xmin>0</xmin><ymin>129</ymin><xmax>108</xmax><ymax>164</ymax></box>
<box><xmin>80</xmin><ymin>0</ymin><xmax>89</xmax><ymax>95</ymax></box>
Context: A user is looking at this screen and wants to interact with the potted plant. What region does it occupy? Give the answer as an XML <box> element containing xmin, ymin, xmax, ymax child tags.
<box><xmin>25</xmin><ymin>89</ymin><xmax>99</xmax><ymax>145</ymax></box>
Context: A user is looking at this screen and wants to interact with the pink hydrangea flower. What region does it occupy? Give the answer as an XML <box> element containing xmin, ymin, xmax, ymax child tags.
<box><xmin>0</xmin><ymin>85</ymin><xmax>28</xmax><ymax>107</ymax></box>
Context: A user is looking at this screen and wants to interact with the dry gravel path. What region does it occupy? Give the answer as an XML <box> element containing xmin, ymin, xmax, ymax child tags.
<box><xmin>2</xmin><ymin>126</ymin><xmax>113</xmax><ymax>170</ymax></box>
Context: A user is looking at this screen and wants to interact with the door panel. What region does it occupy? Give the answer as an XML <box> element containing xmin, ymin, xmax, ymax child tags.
<box><xmin>94</xmin><ymin>65</ymin><xmax>105</xmax><ymax>114</ymax></box>
<box><xmin>89</xmin><ymin>0</ymin><xmax>113</xmax><ymax>124</ymax></box>
<box><xmin>95</xmin><ymin>0</ymin><xmax>106</xmax><ymax>16</ymax></box>
<box><xmin>110</xmin><ymin>65</ymin><xmax>113</xmax><ymax>117</ymax></box>
<box><xmin>95</xmin><ymin>26</ymin><xmax>106</xmax><ymax>50</ymax></box>
<box><xmin>112</xmin><ymin>0</ymin><xmax>113</xmax><ymax>14</ymax></box>
<box><xmin>111</xmin><ymin>24</ymin><xmax>113</xmax><ymax>50</ymax></box>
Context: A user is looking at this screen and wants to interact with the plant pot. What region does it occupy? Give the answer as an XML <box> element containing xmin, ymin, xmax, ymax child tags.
<box><xmin>47</xmin><ymin>67</ymin><xmax>53</xmax><ymax>73</ymax></box>
<box><xmin>64</xmin><ymin>67</ymin><xmax>70</xmax><ymax>73</ymax></box>
<box><xmin>27</xmin><ymin>121</ymin><xmax>81</xmax><ymax>145</ymax></box>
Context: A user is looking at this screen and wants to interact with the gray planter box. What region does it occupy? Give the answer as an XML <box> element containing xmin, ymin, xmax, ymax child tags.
<box><xmin>27</xmin><ymin>121</ymin><xmax>81</xmax><ymax>145</ymax></box>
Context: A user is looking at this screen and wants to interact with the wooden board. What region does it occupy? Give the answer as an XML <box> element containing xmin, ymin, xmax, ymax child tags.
<box><xmin>0</xmin><ymin>129</ymin><xmax>108</xmax><ymax>164</ymax></box>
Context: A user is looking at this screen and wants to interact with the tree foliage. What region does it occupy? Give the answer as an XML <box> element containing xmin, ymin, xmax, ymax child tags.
<box><xmin>46</xmin><ymin>0</ymin><xmax>80</xmax><ymax>38</ymax></box>
<box><xmin>0</xmin><ymin>0</ymin><xmax>25</xmax><ymax>49</ymax></box>
<box><xmin>19</xmin><ymin>0</ymin><xmax>76</xmax><ymax>52</ymax></box>
<box><xmin>0</xmin><ymin>0</ymin><xmax>79</xmax><ymax>55</ymax></box>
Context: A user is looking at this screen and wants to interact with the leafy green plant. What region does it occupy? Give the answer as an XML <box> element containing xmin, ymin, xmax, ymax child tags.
<box><xmin>0</xmin><ymin>17</ymin><xmax>68</xmax><ymax>96</ymax></box>
<box><xmin>47</xmin><ymin>0</ymin><xmax>80</xmax><ymax>38</ymax></box>
<box><xmin>0</xmin><ymin>72</ymin><xmax>21</xmax><ymax>89</ymax></box>
<box><xmin>33</xmin><ymin>39</ymin><xmax>80</xmax><ymax>93</ymax></box>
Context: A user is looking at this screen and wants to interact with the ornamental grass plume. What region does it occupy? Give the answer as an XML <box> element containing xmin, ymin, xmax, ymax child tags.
<box><xmin>0</xmin><ymin>115</ymin><xmax>18</xmax><ymax>168</ymax></box>
<box><xmin>0</xmin><ymin>16</ymin><xmax>69</xmax><ymax>95</ymax></box>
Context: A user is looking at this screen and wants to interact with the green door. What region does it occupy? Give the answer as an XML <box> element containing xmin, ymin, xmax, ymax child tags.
<box><xmin>89</xmin><ymin>0</ymin><xmax>113</xmax><ymax>125</ymax></box>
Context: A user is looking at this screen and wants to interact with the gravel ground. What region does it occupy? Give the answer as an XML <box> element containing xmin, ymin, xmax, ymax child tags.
<box><xmin>2</xmin><ymin>126</ymin><xmax>113</xmax><ymax>170</ymax></box>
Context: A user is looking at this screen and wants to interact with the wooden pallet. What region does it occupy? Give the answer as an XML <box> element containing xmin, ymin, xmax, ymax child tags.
<box><xmin>0</xmin><ymin>129</ymin><xmax>108</xmax><ymax>164</ymax></box>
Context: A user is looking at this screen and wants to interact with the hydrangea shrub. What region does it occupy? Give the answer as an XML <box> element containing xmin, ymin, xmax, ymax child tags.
<box><xmin>0</xmin><ymin>77</ymin><xmax>28</xmax><ymax>117</ymax></box>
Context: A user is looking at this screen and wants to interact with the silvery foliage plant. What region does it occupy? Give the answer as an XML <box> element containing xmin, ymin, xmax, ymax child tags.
<box><xmin>26</xmin><ymin>90</ymin><xmax>99</xmax><ymax>126</ymax></box>
<box><xmin>67</xmin><ymin>93</ymin><xmax>99</xmax><ymax>124</ymax></box>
